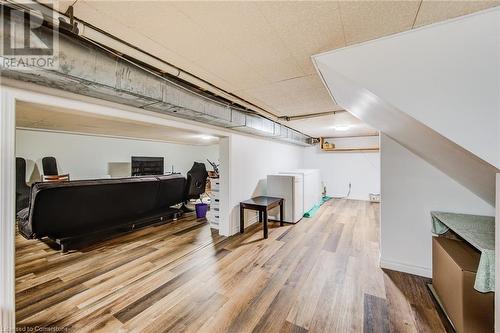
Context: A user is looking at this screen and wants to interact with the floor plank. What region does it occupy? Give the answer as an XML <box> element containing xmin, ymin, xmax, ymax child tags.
<box><xmin>363</xmin><ymin>294</ymin><xmax>389</xmax><ymax>333</ymax></box>
<box><xmin>16</xmin><ymin>199</ymin><xmax>451</xmax><ymax>332</ymax></box>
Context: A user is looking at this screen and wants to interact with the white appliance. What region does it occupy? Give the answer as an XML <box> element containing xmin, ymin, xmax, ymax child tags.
<box><xmin>279</xmin><ymin>169</ymin><xmax>321</xmax><ymax>213</ymax></box>
<box><xmin>267</xmin><ymin>174</ymin><xmax>304</xmax><ymax>223</ymax></box>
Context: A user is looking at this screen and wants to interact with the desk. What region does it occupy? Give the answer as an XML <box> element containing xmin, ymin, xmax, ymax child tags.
<box><xmin>240</xmin><ymin>196</ymin><xmax>283</xmax><ymax>239</ymax></box>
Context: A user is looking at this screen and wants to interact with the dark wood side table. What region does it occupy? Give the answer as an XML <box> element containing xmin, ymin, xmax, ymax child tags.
<box><xmin>240</xmin><ymin>196</ymin><xmax>284</xmax><ymax>239</ymax></box>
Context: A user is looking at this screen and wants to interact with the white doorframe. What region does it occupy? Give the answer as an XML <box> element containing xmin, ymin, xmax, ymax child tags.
<box><xmin>0</xmin><ymin>87</ymin><xmax>16</xmax><ymax>331</ymax></box>
<box><xmin>0</xmin><ymin>84</ymin><xmax>235</xmax><ymax>328</ymax></box>
<box><xmin>495</xmin><ymin>174</ymin><xmax>499</xmax><ymax>332</ymax></box>
<box><xmin>218</xmin><ymin>137</ymin><xmax>232</xmax><ymax>236</ymax></box>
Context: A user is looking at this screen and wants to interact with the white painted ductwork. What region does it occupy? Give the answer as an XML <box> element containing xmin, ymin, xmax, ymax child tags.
<box><xmin>0</xmin><ymin>3</ymin><xmax>312</xmax><ymax>146</ymax></box>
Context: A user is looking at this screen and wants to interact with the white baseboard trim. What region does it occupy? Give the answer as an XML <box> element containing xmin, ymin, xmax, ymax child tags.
<box><xmin>380</xmin><ymin>258</ymin><xmax>432</xmax><ymax>278</ymax></box>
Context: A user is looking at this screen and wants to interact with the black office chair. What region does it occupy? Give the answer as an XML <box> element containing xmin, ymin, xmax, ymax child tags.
<box><xmin>42</xmin><ymin>156</ymin><xmax>59</xmax><ymax>176</ymax></box>
<box><xmin>41</xmin><ymin>156</ymin><xmax>70</xmax><ymax>182</ymax></box>
<box><xmin>182</xmin><ymin>162</ymin><xmax>208</xmax><ymax>212</ymax></box>
<box><xmin>16</xmin><ymin>157</ymin><xmax>30</xmax><ymax>213</ymax></box>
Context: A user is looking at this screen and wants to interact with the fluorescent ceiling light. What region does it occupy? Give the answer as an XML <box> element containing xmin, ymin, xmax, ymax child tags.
<box><xmin>332</xmin><ymin>125</ymin><xmax>351</xmax><ymax>131</ymax></box>
<box><xmin>198</xmin><ymin>134</ymin><xmax>217</xmax><ymax>140</ymax></box>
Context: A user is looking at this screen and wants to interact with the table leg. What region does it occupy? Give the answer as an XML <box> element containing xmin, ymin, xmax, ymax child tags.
<box><xmin>259</xmin><ymin>210</ymin><xmax>262</xmax><ymax>223</ymax></box>
<box><xmin>240</xmin><ymin>205</ymin><xmax>244</xmax><ymax>234</ymax></box>
<box><xmin>280</xmin><ymin>202</ymin><xmax>284</xmax><ymax>226</ymax></box>
<box><xmin>263</xmin><ymin>209</ymin><xmax>268</xmax><ymax>239</ymax></box>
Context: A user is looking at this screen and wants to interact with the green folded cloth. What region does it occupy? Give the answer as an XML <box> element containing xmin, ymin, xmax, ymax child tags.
<box><xmin>321</xmin><ymin>196</ymin><xmax>332</xmax><ymax>204</ymax></box>
<box><xmin>303</xmin><ymin>204</ymin><xmax>320</xmax><ymax>218</ymax></box>
<box><xmin>303</xmin><ymin>196</ymin><xmax>332</xmax><ymax>218</ymax></box>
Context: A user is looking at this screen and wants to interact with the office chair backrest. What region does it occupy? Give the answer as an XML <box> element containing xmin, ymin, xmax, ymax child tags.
<box><xmin>185</xmin><ymin>162</ymin><xmax>208</xmax><ymax>200</ymax></box>
<box><xmin>16</xmin><ymin>157</ymin><xmax>30</xmax><ymax>213</ymax></box>
<box><xmin>16</xmin><ymin>157</ymin><xmax>27</xmax><ymax>189</ymax></box>
<box><xmin>42</xmin><ymin>156</ymin><xmax>58</xmax><ymax>176</ymax></box>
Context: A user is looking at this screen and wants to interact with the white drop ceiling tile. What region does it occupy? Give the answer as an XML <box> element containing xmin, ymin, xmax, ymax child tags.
<box><xmin>339</xmin><ymin>1</ymin><xmax>421</xmax><ymax>45</ymax></box>
<box><xmin>240</xmin><ymin>75</ymin><xmax>339</xmax><ymax>117</ymax></box>
<box><xmin>71</xmin><ymin>2</ymin><xmax>190</xmax><ymax>70</ymax></box>
<box><xmin>56</xmin><ymin>0</ymin><xmax>500</xmax><ymax>132</ymax></box>
<box><xmin>99</xmin><ymin>2</ymin><xmax>214</xmax><ymax>65</ymax></box>
<box><xmin>57</xmin><ymin>0</ymin><xmax>73</xmax><ymax>13</ymax></box>
<box><xmin>172</xmin><ymin>1</ymin><xmax>303</xmax><ymax>85</ymax></box>
<box><xmin>172</xmin><ymin>1</ymin><xmax>277</xmax><ymax>46</ymax></box>
<box><xmin>233</xmin><ymin>40</ymin><xmax>304</xmax><ymax>84</ymax></box>
<box><xmin>191</xmin><ymin>46</ymin><xmax>269</xmax><ymax>93</ymax></box>
<box><xmin>257</xmin><ymin>1</ymin><xmax>340</xmax><ymax>24</ymax></box>
<box><xmin>73</xmin><ymin>1</ymin><xmax>238</xmax><ymax>93</ymax></box>
<box><xmin>75</xmin><ymin>1</ymin><xmax>155</xmax><ymax>34</ymax></box>
<box><xmin>414</xmin><ymin>0</ymin><xmax>500</xmax><ymax>27</ymax></box>
<box><xmin>288</xmin><ymin>112</ymin><xmax>378</xmax><ymax>138</ymax></box>
<box><xmin>224</xmin><ymin>89</ymin><xmax>279</xmax><ymax>115</ymax></box>
<box><xmin>86</xmin><ymin>1</ymin><xmax>274</xmax><ymax>91</ymax></box>
<box><xmin>257</xmin><ymin>1</ymin><xmax>345</xmax><ymax>74</ymax></box>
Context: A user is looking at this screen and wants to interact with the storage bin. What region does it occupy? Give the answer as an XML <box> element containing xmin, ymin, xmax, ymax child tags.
<box><xmin>195</xmin><ymin>203</ymin><xmax>208</xmax><ymax>219</ymax></box>
<box><xmin>432</xmin><ymin>237</ymin><xmax>494</xmax><ymax>333</ymax></box>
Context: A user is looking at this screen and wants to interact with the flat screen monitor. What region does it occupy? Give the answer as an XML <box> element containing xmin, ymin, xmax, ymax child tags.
<box><xmin>131</xmin><ymin>156</ymin><xmax>164</xmax><ymax>176</ymax></box>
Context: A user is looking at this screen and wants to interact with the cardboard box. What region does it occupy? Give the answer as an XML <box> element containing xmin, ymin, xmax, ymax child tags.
<box><xmin>432</xmin><ymin>237</ymin><xmax>494</xmax><ymax>333</ymax></box>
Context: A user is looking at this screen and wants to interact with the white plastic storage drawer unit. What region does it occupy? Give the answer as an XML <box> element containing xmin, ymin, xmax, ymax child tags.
<box><xmin>208</xmin><ymin>178</ymin><xmax>221</xmax><ymax>229</ymax></box>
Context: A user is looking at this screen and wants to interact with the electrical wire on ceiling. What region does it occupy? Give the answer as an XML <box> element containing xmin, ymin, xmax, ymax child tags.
<box><xmin>46</xmin><ymin>2</ymin><xmax>281</xmax><ymax>120</ymax></box>
<box><xmin>39</xmin><ymin>1</ymin><xmax>332</xmax><ymax>137</ymax></box>
<box><xmin>3</xmin><ymin>0</ymin><xmax>319</xmax><ymax>142</ymax></box>
<box><xmin>79</xmin><ymin>35</ymin><xmax>251</xmax><ymax>114</ymax></box>
<box><xmin>38</xmin><ymin>2</ymin><xmax>314</xmax><ymax>140</ymax></box>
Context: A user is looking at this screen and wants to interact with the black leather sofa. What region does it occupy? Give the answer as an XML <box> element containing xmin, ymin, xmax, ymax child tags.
<box><xmin>18</xmin><ymin>174</ymin><xmax>187</xmax><ymax>252</ymax></box>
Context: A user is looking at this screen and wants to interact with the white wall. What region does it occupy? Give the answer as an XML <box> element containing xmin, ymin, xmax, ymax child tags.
<box><xmin>380</xmin><ymin>134</ymin><xmax>495</xmax><ymax>277</ymax></box>
<box><xmin>218</xmin><ymin>137</ymin><xmax>231</xmax><ymax>236</ymax></box>
<box><xmin>303</xmin><ymin>138</ymin><xmax>380</xmax><ymax>201</ymax></box>
<box><xmin>325</xmin><ymin>135</ymin><xmax>379</xmax><ymax>149</ymax></box>
<box><xmin>16</xmin><ymin>129</ymin><xmax>219</xmax><ymax>181</ymax></box>
<box><xmin>227</xmin><ymin>134</ymin><xmax>304</xmax><ymax>235</ymax></box>
<box><xmin>314</xmin><ymin>8</ymin><xmax>500</xmax><ymax>168</ymax></box>
<box><xmin>15</xmin><ymin>128</ymin><xmax>303</xmax><ymax>237</ymax></box>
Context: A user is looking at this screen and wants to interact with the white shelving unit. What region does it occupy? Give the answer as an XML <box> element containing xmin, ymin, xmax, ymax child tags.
<box><xmin>207</xmin><ymin>178</ymin><xmax>220</xmax><ymax>229</ymax></box>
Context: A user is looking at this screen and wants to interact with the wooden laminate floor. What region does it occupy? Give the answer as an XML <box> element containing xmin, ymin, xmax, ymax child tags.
<box><xmin>16</xmin><ymin>199</ymin><xmax>452</xmax><ymax>332</ymax></box>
